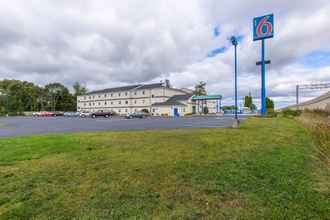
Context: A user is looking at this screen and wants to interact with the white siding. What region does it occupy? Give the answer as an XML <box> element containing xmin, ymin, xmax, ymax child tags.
<box><xmin>77</xmin><ymin>84</ymin><xmax>188</xmax><ymax>115</ymax></box>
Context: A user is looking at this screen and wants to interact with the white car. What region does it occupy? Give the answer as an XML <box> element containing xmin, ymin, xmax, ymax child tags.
<box><xmin>79</xmin><ymin>112</ymin><xmax>90</xmax><ymax>118</ymax></box>
<box><xmin>32</xmin><ymin>112</ymin><xmax>41</xmax><ymax>117</ymax></box>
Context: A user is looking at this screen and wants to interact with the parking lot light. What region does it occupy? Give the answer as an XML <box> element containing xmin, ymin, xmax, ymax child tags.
<box><xmin>230</xmin><ymin>36</ymin><xmax>240</xmax><ymax>128</ymax></box>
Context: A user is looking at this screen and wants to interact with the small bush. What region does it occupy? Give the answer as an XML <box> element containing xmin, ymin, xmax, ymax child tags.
<box><xmin>266</xmin><ymin>108</ymin><xmax>278</xmax><ymax>117</ymax></box>
<box><xmin>203</xmin><ymin>106</ymin><xmax>209</xmax><ymax>114</ymax></box>
<box><xmin>141</xmin><ymin>109</ymin><xmax>149</xmax><ymax>113</ymax></box>
<box><xmin>282</xmin><ymin>109</ymin><xmax>302</xmax><ymax>118</ymax></box>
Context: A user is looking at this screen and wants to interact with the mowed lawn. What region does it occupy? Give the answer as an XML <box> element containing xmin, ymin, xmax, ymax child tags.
<box><xmin>0</xmin><ymin>118</ymin><xmax>329</xmax><ymax>219</ymax></box>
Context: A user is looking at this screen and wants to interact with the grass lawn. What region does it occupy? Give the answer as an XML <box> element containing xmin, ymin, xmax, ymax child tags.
<box><xmin>0</xmin><ymin>117</ymin><xmax>329</xmax><ymax>219</ymax></box>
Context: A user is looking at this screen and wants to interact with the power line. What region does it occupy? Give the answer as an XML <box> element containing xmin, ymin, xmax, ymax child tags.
<box><xmin>296</xmin><ymin>82</ymin><xmax>330</xmax><ymax>105</ymax></box>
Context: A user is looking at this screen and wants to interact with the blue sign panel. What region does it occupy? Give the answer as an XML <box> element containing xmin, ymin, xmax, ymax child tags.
<box><xmin>253</xmin><ymin>14</ymin><xmax>274</xmax><ymax>41</ymax></box>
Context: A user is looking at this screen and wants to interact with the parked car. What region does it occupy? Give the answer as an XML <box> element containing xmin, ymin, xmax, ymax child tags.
<box><xmin>79</xmin><ymin>111</ymin><xmax>91</xmax><ymax>118</ymax></box>
<box><xmin>64</xmin><ymin>112</ymin><xmax>80</xmax><ymax>117</ymax></box>
<box><xmin>32</xmin><ymin>112</ymin><xmax>41</xmax><ymax>117</ymax></box>
<box><xmin>125</xmin><ymin>111</ymin><xmax>149</xmax><ymax>119</ymax></box>
<box><xmin>53</xmin><ymin>112</ymin><xmax>64</xmax><ymax>117</ymax></box>
<box><xmin>90</xmin><ymin>111</ymin><xmax>113</xmax><ymax>118</ymax></box>
<box><xmin>39</xmin><ymin>111</ymin><xmax>54</xmax><ymax>117</ymax></box>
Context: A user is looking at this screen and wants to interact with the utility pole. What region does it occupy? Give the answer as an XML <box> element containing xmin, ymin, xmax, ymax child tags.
<box><xmin>296</xmin><ymin>85</ymin><xmax>299</xmax><ymax>107</ymax></box>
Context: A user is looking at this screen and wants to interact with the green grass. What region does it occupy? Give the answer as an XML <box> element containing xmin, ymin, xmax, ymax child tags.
<box><xmin>0</xmin><ymin>118</ymin><xmax>329</xmax><ymax>219</ymax></box>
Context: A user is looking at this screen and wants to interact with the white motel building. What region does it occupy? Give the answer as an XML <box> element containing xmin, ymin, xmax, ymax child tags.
<box><xmin>77</xmin><ymin>80</ymin><xmax>222</xmax><ymax>117</ymax></box>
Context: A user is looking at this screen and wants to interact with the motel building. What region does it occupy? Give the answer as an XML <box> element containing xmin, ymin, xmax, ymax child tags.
<box><xmin>77</xmin><ymin>81</ymin><xmax>222</xmax><ymax>117</ymax></box>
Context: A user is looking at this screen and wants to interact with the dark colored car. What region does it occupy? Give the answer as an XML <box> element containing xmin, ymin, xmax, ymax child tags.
<box><xmin>53</xmin><ymin>112</ymin><xmax>64</xmax><ymax>117</ymax></box>
<box><xmin>125</xmin><ymin>112</ymin><xmax>149</xmax><ymax>119</ymax></box>
<box><xmin>90</xmin><ymin>111</ymin><xmax>113</xmax><ymax>118</ymax></box>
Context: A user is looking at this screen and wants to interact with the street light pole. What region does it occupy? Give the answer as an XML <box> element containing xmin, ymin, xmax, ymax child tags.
<box><xmin>231</xmin><ymin>36</ymin><xmax>239</xmax><ymax>127</ymax></box>
<box><xmin>234</xmin><ymin>42</ymin><xmax>238</xmax><ymax>120</ymax></box>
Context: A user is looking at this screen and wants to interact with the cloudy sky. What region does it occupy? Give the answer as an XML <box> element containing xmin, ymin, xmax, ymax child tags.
<box><xmin>0</xmin><ymin>0</ymin><xmax>330</xmax><ymax>108</ymax></box>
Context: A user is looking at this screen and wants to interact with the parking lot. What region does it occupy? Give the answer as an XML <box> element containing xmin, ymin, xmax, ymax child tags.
<box><xmin>0</xmin><ymin>116</ymin><xmax>246</xmax><ymax>137</ymax></box>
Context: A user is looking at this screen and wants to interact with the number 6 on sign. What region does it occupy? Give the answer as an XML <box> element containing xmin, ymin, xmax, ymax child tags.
<box><xmin>253</xmin><ymin>14</ymin><xmax>274</xmax><ymax>41</ymax></box>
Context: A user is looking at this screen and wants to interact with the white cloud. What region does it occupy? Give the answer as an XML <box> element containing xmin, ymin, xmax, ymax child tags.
<box><xmin>0</xmin><ymin>0</ymin><xmax>329</xmax><ymax>108</ymax></box>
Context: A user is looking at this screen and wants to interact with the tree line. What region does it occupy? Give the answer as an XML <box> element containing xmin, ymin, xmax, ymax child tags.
<box><xmin>0</xmin><ymin>80</ymin><xmax>87</xmax><ymax>115</ymax></box>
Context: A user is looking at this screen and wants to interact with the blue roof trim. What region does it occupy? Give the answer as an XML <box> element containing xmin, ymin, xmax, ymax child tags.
<box><xmin>192</xmin><ymin>95</ymin><xmax>222</xmax><ymax>100</ymax></box>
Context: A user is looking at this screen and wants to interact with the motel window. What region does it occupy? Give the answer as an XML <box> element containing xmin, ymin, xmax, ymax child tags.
<box><xmin>89</xmin><ymin>96</ymin><xmax>91</xmax><ymax>99</ymax></box>
<box><xmin>111</xmin><ymin>93</ymin><xmax>113</xmax><ymax>97</ymax></box>
<box><xmin>125</xmin><ymin>101</ymin><xmax>128</xmax><ymax>104</ymax></box>
<box><xmin>105</xmin><ymin>102</ymin><xmax>107</xmax><ymax>105</ymax></box>
<box><xmin>134</xmin><ymin>100</ymin><xmax>137</xmax><ymax>104</ymax></box>
<box><xmin>98</xmin><ymin>102</ymin><xmax>101</xmax><ymax>106</ymax></box>
<box><xmin>119</xmin><ymin>101</ymin><xmax>121</xmax><ymax>104</ymax></box>
<box><xmin>142</xmin><ymin>100</ymin><xmax>145</xmax><ymax>104</ymax></box>
<box><xmin>152</xmin><ymin>94</ymin><xmax>154</xmax><ymax>98</ymax></box>
<box><xmin>111</xmin><ymin>102</ymin><xmax>113</xmax><ymax>105</ymax></box>
<box><xmin>134</xmin><ymin>92</ymin><xmax>137</xmax><ymax>95</ymax></box>
<box><xmin>125</xmin><ymin>92</ymin><xmax>128</xmax><ymax>96</ymax></box>
<box><xmin>142</xmin><ymin>91</ymin><xmax>145</xmax><ymax>95</ymax></box>
<box><xmin>152</xmin><ymin>108</ymin><xmax>155</xmax><ymax>113</ymax></box>
<box><xmin>125</xmin><ymin>109</ymin><xmax>128</xmax><ymax>112</ymax></box>
<box><xmin>104</xmin><ymin>94</ymin><xmax>107</xmax><ymax>97</ymax></box>
<box><xmin>119</xmin><ymin>109</ymin><xmax>121</xmax><ymax>113</ymax></box>
<box><xmin>98</xmin><ymin>95</ymin><xmax>101</xmax><ymax>98</ymax></box>
<box><xmin>89</xmin><ymin>103</ymin><xmax>91</xmax><ymax>106</ymax></box>
<box><xmin>118</xmin><ymin>93</ymin><xmax>121</xmax><ymax>97</ymax></box>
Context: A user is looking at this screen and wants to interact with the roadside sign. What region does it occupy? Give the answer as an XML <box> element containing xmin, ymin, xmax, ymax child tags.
<box><xmin>253</xmin><ymin>14</ymin><xmax>274</xmax><ymax>116</ymax></box>
<box><xmin>253</xmin><ymin>14</ymin><xmax>274</xmax><ymax>41</ymax></box>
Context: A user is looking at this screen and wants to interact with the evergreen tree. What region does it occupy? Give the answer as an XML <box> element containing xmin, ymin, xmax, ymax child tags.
<box><xmin>244</xmin><ymin>95</ymin><xmax>253</xmax><ymax>109</ymax></box>
<box><xmin>194</xmin><ymin>81</ymin><xmax>207</xmax><ymax>96</ymax></box>
<box><xmin>266</xmin><ymin>97</ymin><xmax>275</xmax><ymax>110</ymax></box>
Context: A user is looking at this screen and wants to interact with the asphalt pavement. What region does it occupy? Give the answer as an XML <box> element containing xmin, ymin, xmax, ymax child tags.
<box><xmin>0</xmin><ymin>116</ymin><xmax>246</xmax><ymax>137</ymax></box>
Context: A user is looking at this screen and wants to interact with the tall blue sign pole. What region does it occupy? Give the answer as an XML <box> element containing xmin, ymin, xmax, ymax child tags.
<box><xmin>261</xmin><ymin>39</ymin><xmax>266</xmax><ymax>115</ymax></box>
<box><xmin>253</xmin><ymin>14</ymin><xmax>274</xmax><ymax>116</ymax></box>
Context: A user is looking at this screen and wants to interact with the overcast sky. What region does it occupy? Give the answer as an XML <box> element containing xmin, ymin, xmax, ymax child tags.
<box><xmin>0</xmin><ymin>0</ymin><xmax>330</xmax><ymax>108</ymax></box>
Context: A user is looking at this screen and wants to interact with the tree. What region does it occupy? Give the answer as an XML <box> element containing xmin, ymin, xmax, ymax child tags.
<box><xmin>0</xmin><ymin>80</ymin><xmax>41</xmax><ymax>115</ymax></box>
<box><xmin>266</xmin><ymin>97</ymin><xmax>275</xmax><ymax>110</ymax></box>
<box><xmin>73</xmin><ymin>81</ymin><xmax>87</xmax><ymax>97</ymax></box>
<box><xmin>44</xmin><ymin>83</ymin><xmax>75</xmax><ymax>111</ymax></box>
<box><xmin>244</xmin><ymin>95</ymin><xmax>253</xmax><ymax>109</ymax></box>
<box><xmin>0</xmin><ymin>79</ymin><xmax>77</xmax><ymax>114</ymax></box>
<box><xmin>194</xmin><ymin>81</ymin><xmax>207</xmax><ymax>96</ymax></box>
